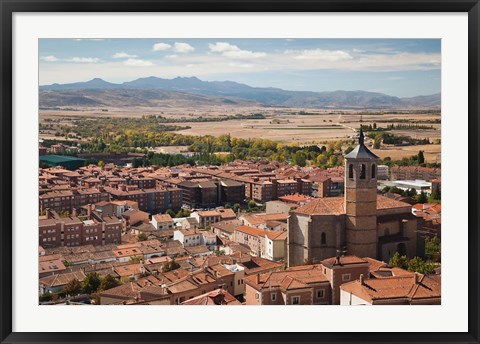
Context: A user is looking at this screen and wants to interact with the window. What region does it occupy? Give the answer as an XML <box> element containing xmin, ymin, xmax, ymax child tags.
<box><xmin>317</xmin><ymin>289</ymin><xmax>324</xmax><ymax>298</ymax></box>
<box><xmin>255</xmin><ymin>293</ymin><xmax>260</xmax><ymax>300</ymax></box>
<box><xmin>360</xmin><ymin>164</ymin><xmax>366</xmax><ymax>179</ymax></box>
<box><xmin>271</xmin><ymin>293</ymin><xmax>277</xmax><ymax>301</ymax></box>
<box><xmin>348</xmin><ymin>164</ymin><xmax>354</xmax><ymax>179</ymax></box>
<box><xmin>292</xmin><ymin>296</ymin><xmax>300</xmax><ymax>305</ymax></box>
<box><xmin>342</xmin><ymin>274</ymin><xmax>351</xmax><ymax>282</ymax></box>
<box><xmin>371</xmin><ymin>164</ymin><xmax>376</xmax><ymax>179</ymax></box>
<box><xmin>321</xmin><ymin>232</ymin><xmax>326</xmax><ymax>245</ymax></box>
<box><xmin>323</xmin><ymin>268</ymin><xmax>327</xmax><ymax>274</ymax></box>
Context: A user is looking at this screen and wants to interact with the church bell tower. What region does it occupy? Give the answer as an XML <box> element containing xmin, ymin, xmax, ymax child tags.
<box><xmin>344</xmin><ymin>127</ymin><xmax>379</xmax><ymax>259</ymax></box>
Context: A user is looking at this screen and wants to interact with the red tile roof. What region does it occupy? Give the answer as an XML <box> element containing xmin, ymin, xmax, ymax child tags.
<box><xmin>341</xmin><ymin>273</ymin><xmax>441</xmax><ymax>303</ymax></box>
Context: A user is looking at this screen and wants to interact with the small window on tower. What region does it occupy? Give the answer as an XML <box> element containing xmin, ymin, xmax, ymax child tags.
<box><xmin>372</xmin><ymin>164</ymin><xmax>376</xmax><ymax>179</ymax></box>
<box><xmin>360</xmin><ymin>164</ymin><xmax>366</xmax><ymax>179</ymax></box>
<box><xmin>349</xmin><ymin>164</ymin><xmax>354</xmax><ymax>179</ymax></box>
<box><xmin>321</xmin><ymin>232</ymin><xmax>326</xmax><ymax>245</ymax></box>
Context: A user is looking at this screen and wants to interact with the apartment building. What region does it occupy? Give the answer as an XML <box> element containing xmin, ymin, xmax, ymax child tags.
<box><xmin>39</xmin><ymin>209</ymin><xmax>121</xmax><ymax>248</ymax></box>
<box><xmin>390</xmin><ymin>166</ymin><xmax>441</xmax><ymax>181</ymax></box>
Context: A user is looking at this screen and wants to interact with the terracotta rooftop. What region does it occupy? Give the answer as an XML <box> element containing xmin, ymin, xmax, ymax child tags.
<box><xmin>294</xmin><ymin>195</ymin><xmax>411</xmax><ymax>216</ymax></box>
<box><xmin>153</xmin><ymin>213</ymin><xmax>173</xmax><ymax>223</ymax></box>
<box><xmin>180</xmin><ymin>289</ymin><xmax>241</xmax><ymax>305</ymax></box>
<box><xmin>40</xmin><ymin>270</ymin><xmax>87</xmax><ymax>287</ymax></box>
<box><xmin>321</xmin><ymin>255</ymin><xmax>369</xmax><ymax>269</ymax></box>
<box><xmin>234</xmin><ymin>225</ymin><xmax>265</xmax><ymax>237</ymax></box>
<box><xmin>340</xmin><ymin>273</ymin><xmax>441</xmax><ymax>303</ymax></box>
<box><xmin>246</xmin><ymin>264</ymin><xmax>328</xmax><ymax>291</ymax></box>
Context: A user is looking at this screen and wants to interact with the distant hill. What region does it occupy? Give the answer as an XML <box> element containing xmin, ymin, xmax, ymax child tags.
<box><xmin>39</xmin><ymin>76</ymin><xmax>441</xmax><ymax>109</ymax></box>
<box><xmin>39</xmin><ymin>88</ymin><xmax>257</xmax><ymax>109</ymax></box>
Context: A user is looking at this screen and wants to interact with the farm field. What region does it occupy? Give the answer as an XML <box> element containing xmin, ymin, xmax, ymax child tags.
<box><xmin>39</xmin><ymin>105</ymin><xmax>440</xmax><ymax>162</ymax></box>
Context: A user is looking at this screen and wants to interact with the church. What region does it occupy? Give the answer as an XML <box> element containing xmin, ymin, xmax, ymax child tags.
<box><xmin>287</xmin><ymin>129</ymin><xmax>419</xmax><ymax>267</ymax></box>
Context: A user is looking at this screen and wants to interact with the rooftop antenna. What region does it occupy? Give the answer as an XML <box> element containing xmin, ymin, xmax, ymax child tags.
<box><xmin>335</xmin><ymin>247</ymin><xmax>347</xmax><ymax>265</ymax></box>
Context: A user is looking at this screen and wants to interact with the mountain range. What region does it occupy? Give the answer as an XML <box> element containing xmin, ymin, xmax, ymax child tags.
<box><xmin>39</xmin><ymin>76</ymin><xmax>441</xmax><ymax>109</ymax></box>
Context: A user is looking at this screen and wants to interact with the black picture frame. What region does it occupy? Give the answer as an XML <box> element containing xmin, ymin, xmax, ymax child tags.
<box><xmin>1</xmin><ymin>1</ymin><xmax>479</xmax><ymax>343</ymax></box>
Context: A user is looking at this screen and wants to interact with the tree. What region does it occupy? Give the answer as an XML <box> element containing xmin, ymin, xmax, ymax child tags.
<box><xmin>224</xmin><ymin>203</ymin><xmax>231</xmax><ymax>209</ymax></box>
<box><xmin>389</xmin><ymin>252</ymin><xmax>409</xmax><ymax>270</ymax></box>
<box><xmin>405</xmin><ymin>188</ymin><xmax>417</xmax><ymax>198</ymax></box>
<box><xmin>97</xmin><ymin>160</ymin><xmax>105</xmax><ymax>168</ymax></box>
<box><xmin>99</xmin><ymin>274</ymin><xmax>120</xmax><ymax>291</ymax></box>
<box><xmin>166</xmin><ymin>209</ymin><xmax>176</xmax><ymax>218</ymax></box>
<box><xmin>81</xmin><ymin>272</ymin><xmax>101</xmax><ymax>295</ymax></box>
<box><xmin>414</xmin><ymin>191</ymin><xmax>428</xmax><ymax>204</ymax></box>
<box><xmin>129</xmin><ymin>256</ymin><xmax>143</xmax><ymax>263</ymax></box>
<box><xmin>425</xmin><ymin>236</ymin><xmax>441</xmax><ymax>262</ymax></box>
<box><xmin>327</xmin><ymin>155</ymin><xmax>338</xmax><ymax>167</ymax></box>
<box><xmin>233</xmin><ymin>203</ymin><xmax>241</xmax><ymax>213</ymax></box>
<box><xmin>137</xmin><ymin>233</ymin><xmax>148</xmax><ymax>242</ymax></box>
<box><xmin>418</xmin><ymin>150</ymin><xmax>425</xmax><ymax>164</ymax></box>
<box><xmin>407</xmin><ymin>256</ymin><xmax>435</xmax><ymax>275</ymax></box>
<box><xmin>162</xmin><ymin>259</ymin><xmax>180</xmax><ymax>273</ymax></box>
<box><xmin>292</xmin><ymin>151</ymin><xmax>307</xmax><ymax>167</ymax></box>
<box><xmin>373</xmin><ymin>136</ymin><xmax>382</xmax><ymax>149</ymax></box>
<box><xmin>39</xmin><ymin>292</ymin><xmax>53</xmax><ymax>302</ymax></box>
<box><xmin>248</xmin><ymin>200</ymin><xmax>258</xmax><ymax>211</ymax></box>
<box><xmin>315</xmin><ymin>153</ymin><xmax>327</xmax><ymax>167</ymax></box>
<box><xmin>64</xmin><ymin>278</ymin><xmax>82</xmax><ymax>296</ymax></box>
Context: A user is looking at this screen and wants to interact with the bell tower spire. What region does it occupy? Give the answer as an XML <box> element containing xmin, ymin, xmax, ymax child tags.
<box><xmin>344</xmin><ymin>116</ymin><xmax>380</xmax><ymax>259</ymax></box>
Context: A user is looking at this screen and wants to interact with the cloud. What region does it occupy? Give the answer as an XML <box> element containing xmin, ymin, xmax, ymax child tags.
<box><xmin>228</xmin><ymin>62</ymin><xmax>254</xmax><ymax>68</ymax></box>
<box><xmin>40</xmin><ymin>55</ymin><xmax>59</xmax><ymax>62</ymax></box>
<box><xmin>73</xmin><ymin>39</ymin><xmax>105</xmax><ymax>41</ymax></box>
<box><xmin>152</xmin><ymin>43</ymin><xmax>172</xmax><ymax>51</ymax></box>
<box><xmin>208</xmin><ymin>42</ymin><xmax>266</xmax><ymax>59</ymax></box>
<box><xmin>68</xmin><ymin>57</ymin><xmax>100</xmax><ymax>63</ymax></box>
<box><xmin>286</xmin><ymin>49</ymin><xmax>353</xmax><ymax>61</ymax></box>
<box><xmin>123</xmin><ymin>58</ymin><xmax>154</xmax><ymax>66</ymax></box>
<box><xmin>112</xmin><ymin>52</ymin><xmax>138</xmax><ymax>58</ymax></box>
<box><xmin>173</xmin><ymin>42</ymin><xmax>195</xmax><ymax>53</ymax></box>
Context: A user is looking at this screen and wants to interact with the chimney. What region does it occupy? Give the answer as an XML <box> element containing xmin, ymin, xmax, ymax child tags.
<box><xmin>87</xmin><ymin>204</ymin><xmax>92</xmax><ymax>219</ymax></box>
<box><xmin>45</xmin><ymin>208</ymin><xmax>51</xmax><ymax>219</ymax></box>
<box><xmin>255</xmin><ymin>273</ymin><xmax>260</xmax><ymax>284</ymax></box>
<box><xmin>359</xmin><ymin>274</ymin><xmax>364</xmax><ymax>285</ymax></box>
<box><xmin>334</xmin><ymin>254</ymin><xmax>340</xmax><ymax>266</ymax></box>
<box><xmin>414</xmin><ymin>272</ymin><xmax>421</xmax><ymax>284</ymax></box>
<box><xmin>71</xmin><ymin>208</ymin><xmax>78</xmax><ymax>217</ymax></box>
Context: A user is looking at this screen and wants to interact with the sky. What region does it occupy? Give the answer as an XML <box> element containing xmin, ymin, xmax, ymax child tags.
<box><xmin>39</xmin><ymin>39</ymin><xmax>441</xmax><ymax>97</ymax></box>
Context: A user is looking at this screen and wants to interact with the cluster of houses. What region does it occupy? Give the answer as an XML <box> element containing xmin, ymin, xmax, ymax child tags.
<box><xmin>38</xmin><ymin>137</ymin><xmax>442</xmax><ymax>306</ymax></box>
